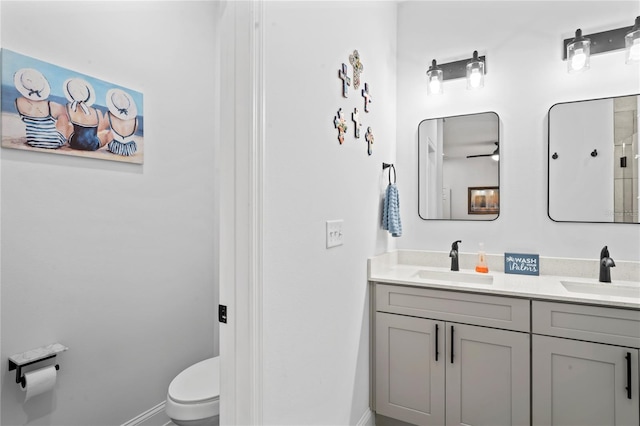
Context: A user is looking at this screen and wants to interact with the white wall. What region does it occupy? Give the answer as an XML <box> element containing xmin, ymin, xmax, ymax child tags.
<box><xmin>397</xmin><ymin>1</ymin><xmax>640</xmax><ymax>261</ymax></box>
<box><xmin>1</xmin><ymin>2</ymin><xmax>219</xmax><ymax>425</ymax></box>
<box><xmin>262</xmin><ymin>1</ymin><xmax>396</xmax><ymax>424</ymax></box>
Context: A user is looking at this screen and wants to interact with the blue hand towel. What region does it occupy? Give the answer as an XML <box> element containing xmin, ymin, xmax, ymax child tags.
<box><xmin>382</xmin><ymin>183</ymin><xmax>402</xmax><ymax>237</ymax></box>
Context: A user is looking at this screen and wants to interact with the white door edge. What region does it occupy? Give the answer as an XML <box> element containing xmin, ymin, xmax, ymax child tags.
<box><xmin>219</xmin><ymin>1</ymin><xmax>264</xmax><ymax>424</ymax></box>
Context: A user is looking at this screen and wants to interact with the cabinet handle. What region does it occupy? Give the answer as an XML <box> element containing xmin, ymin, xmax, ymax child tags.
<box><xmin>450</xmin><ymin>325</ymin><xmax>455</xmax><ymax>364</ymax></box>
<box><xmin>626</xmin><ymin>352</ymin><xmax>632</xmax><ymax>400</ymax></box>
<box><xmin>435</xmin><ymin>324</ymin><xmax>439</xmax><ymax>362</ymax></box>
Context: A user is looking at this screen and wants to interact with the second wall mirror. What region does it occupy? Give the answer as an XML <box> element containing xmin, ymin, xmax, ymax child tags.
<box><xmin>548</xmin><ymin>95</ymin><xmax>639</xmax><ymax>223</ymax></box>
<box><xmin>418</xmin><ymin>112</ymin><xmax>500</xmax><ymax>220</ymax></box>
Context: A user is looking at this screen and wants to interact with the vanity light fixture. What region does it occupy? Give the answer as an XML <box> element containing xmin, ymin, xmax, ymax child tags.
<box><xmin>426</xmin><ymin>59</ymin><xmax>444</xmax><ymax>95</ymax></box>
<box><xmin>563</xmin><ymin>16</ymin><xmax>640</xmax><ymax>72</ymax></box>
<box><xmin>427</xmin><ymin>52</ymin><xmax>486</xmax><ymax>95</ymax></box>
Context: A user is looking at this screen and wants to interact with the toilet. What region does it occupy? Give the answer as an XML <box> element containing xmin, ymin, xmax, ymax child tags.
<box><xmin>166</xmin><ymin>357</ymin><xmax>220</xmax><ymax>426</ymax></box>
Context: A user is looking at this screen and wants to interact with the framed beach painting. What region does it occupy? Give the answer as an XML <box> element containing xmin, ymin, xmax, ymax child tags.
<box><xmin>1</xmin><ymin>49</ymin><xmax>144</xmax><ymax>164</ymax></box>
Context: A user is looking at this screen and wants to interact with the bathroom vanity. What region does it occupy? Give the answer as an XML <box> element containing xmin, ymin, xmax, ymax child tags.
<box><xmin>369</xmin><ymin>251</ymin><xmax>640</xmax><ymax>426</ymax></box>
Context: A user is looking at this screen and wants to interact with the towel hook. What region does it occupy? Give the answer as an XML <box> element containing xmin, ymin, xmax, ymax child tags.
<box><xmin>382</xmin><ymin>163</ymin><xmax>396</xmax><ymax>184</ymax></box>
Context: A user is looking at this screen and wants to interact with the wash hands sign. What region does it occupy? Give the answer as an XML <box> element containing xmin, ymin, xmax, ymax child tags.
<box><xmin>505</xmin><ymin>253</ymin><xmax>540</xmax><ymax>276</ymax></box>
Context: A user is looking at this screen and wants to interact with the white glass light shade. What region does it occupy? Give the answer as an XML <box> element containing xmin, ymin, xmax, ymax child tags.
<box><xmin>625</xmin><ymin>19</ymin><xmax>640</xmax><ymax>64</ymax></box>
<box><xmin>466</xmin><ymin>52</ymin><xmax>485</xmax><ymax>90</ymax></box>
<box><xmin>428</xmin><ymin>73</ymin><xmax>443</xmax><ymax>95</ymax></box>
<box><xmin>567</xmin><ymin>29</ymin><xmax>590</xmax><ymax>73</ymax></box>
<box><xmin>627</xmin><ymin>36</ymin><xmax>640</xmax><ymax>63</ymax></box>
<box><xmin>426</xmin><ymin>60</ymin><xmax>443</xmax><ymax>95</ymax></box>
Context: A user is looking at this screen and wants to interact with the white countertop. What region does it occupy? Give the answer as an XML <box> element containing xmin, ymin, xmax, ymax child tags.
<box><xmin>368</xmin><ymin>251</ymin><xmax>640</xmax><ymax>310</ymax></box>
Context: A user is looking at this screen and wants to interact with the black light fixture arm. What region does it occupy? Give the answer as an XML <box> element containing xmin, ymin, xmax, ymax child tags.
<box><xmin>427</xmin><ymin>59</ymin><xmax>440</xmax><ymax>72</ymax></box>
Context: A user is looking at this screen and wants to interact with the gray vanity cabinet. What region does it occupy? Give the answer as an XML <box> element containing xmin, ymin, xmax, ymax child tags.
<box><xmin>532</xmin><ymin>301</ymin><xmax>640</xmax><ymax>426</ymax></box>
<box><xmin>372</xmin><ymin>283</ymin><xmax>530</xmax><ymax>426</ymax></box>
<box><xmin>445</xmin><ymin>323</ymin><xmax>529</xmax><ymax>426</ymax></box>
<box><xmin>532</xmin><ymin>335</ymin><xmax>639</xmax><ymax>426</ymax></box>
<box><xmin>375</xmin><ymin>312</ymin><xmax>445</xmax><ymax>425</ymax></box>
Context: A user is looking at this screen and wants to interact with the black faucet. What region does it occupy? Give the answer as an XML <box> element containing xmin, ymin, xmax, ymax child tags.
<box><xmin>450</xmin><ymin>240</ymin><xmax>462</xmax><ymax>271</ymax></box>
<box><xmin>599</xmin><ymin>246</ymin><xmax>616</xmax><ymax>283</ymax></box>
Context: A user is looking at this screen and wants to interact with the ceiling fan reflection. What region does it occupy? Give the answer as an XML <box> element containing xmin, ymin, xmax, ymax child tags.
<box><xmin>466</xmin><ymin>142</ymin><xmax>499</xmax><ymax>161</ymax></box>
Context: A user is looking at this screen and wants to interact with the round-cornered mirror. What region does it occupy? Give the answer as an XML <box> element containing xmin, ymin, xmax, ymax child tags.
<box><xmin>548</xmin><ymin>95</ymin><xmax>639</xmax><ymax>223</ymax></box>
<box><xmin>418</xmin><ymin>112</ymin><xmax>500</xmax><ymax>220</ymax></box>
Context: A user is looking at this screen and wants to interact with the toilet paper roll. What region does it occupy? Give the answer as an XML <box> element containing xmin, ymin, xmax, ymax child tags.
<box><xmin>21</xmin><ymin>365</ymin><xmax>57</xmax><ymax>401</ymax></box>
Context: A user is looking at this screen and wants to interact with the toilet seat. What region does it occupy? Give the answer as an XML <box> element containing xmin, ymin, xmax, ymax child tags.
<box><xmin>166</xmin><ymin>357</ymin><xmax>220</xmax><ymax>423</ymax></box>
<box><xmin>168</xmin><ymin>357</ymin><xmax>220</xmax><ymax>404</ymax></box>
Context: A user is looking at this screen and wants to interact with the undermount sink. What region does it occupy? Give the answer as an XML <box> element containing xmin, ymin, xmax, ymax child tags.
<box><xmin>415</xmin><ymin>270</ymin><xmax>494</xmax><ymax>285</ymax></box>
<box><xmin>561</xmin><ymin>280</ymin><xmax>640</xmax><ymax>299</ymax></box>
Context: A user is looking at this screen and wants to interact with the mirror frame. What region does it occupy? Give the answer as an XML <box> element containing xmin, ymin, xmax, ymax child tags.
<box><xmin>547</xmin><ymin>94</ymin><xmax>639</xmax><ymax>224</ymax></box>
<box><xmin>418</xmin><ymin>111</ymin><xmax>501</xmax><ymax>221</ymax></box>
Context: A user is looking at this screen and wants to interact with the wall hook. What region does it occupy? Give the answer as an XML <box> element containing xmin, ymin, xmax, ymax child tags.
<box><xmin>552</xmin><ymin>152</ymin><xmax>558</xmax><ymax>160</ymax></box>
<box><xmin>591</xmin><ymin>149</ymin><xmax>598</xmax><ymax>157</ymax></box>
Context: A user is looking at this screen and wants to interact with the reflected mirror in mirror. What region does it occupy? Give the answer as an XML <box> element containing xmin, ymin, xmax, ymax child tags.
<box><xmin>548</xmin><ymin>95</ymin><xmax>639</xmax><ymax>223</ymax></box>
<box><xmin>418</xmin><ymin>112</ymin><xmax>500</xmax><ymax>220</ymax></box>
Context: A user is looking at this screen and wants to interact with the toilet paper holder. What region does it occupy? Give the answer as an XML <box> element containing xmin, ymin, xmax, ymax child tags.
<box><xmin>8</xmin><ymin>343</ymin><xmax>67</xmax><ymax>386</ymax></box>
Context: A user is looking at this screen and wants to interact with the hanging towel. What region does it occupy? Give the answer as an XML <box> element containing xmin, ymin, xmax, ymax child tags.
<box><xmin>382</xmin><ymin>183</ymin><xmax>402</xmax><ymax>237</ymax></box>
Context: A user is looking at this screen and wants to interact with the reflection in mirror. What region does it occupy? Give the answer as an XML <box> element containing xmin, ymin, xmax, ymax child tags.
<box><xmin>548</xmin><ymin>95</ymin><xmax>639</xmax><ymax>223</ymax></box>
<box><xmin>418</xmin><ymin>112</ymin><xmax>500</xmax><ymax>220</ymax></box>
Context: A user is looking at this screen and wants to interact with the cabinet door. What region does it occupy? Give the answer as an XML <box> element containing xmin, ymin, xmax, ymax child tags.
<box><xmin>375</xmin><ymin>312</ymin><xmax>445</xmax><ymax>426</ymax></box>
<box><xmin>446</xmin><ymin>323</ymin><xmax>530</xmax><ymax>426</ymax></box>
<box><xmin>533</xmin><ymin>334</ymin><xmax>639</xmax><ymax>426</ymax></box>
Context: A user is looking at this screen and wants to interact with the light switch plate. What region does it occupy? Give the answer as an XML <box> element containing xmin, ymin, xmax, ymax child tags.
<box><xmin>326</xmin><ymin>220</ymin><xmax>344</xmax><ymax>248</ymax></box>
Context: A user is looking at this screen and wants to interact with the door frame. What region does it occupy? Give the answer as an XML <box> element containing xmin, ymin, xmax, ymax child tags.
<box><xmin>218</xmin><ymin>1</ymin><xmax>265</xmax><ymax>424</ymax></box>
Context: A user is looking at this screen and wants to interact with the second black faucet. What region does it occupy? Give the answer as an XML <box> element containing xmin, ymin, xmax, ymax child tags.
<box><xmin>599</xmin><ymin>246</ymin><xmax>616</xmax><ymax>283</ymax></box>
